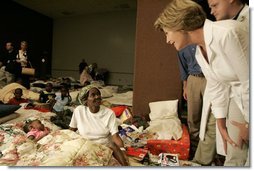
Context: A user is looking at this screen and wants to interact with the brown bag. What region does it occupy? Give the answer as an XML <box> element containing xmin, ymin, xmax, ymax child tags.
<box><xmin>22</xmin><ymin>67</ymin><xmax>35</xmax><ymax>76</ymax></box>
<box><xmin>21</xmin><ymin>61</ymin><xmax>35</xmax><ymax>76</ymax></box>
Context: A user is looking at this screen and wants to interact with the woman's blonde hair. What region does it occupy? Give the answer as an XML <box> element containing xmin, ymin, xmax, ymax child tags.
<box><xmin>21</xmin><ymin>41</ymin><xmax>28</xmax><ymax>45</ymax></box>
<box><xmin>154</xmin><ymin>0</ymin><xmax>206</xmax><ymax>31</ymax></box>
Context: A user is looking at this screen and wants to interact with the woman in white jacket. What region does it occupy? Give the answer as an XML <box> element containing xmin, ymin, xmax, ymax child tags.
<box><xmin>154</xmin><ymin>0</ymin><xmax>249</xmax><ymax>166</ymax></box>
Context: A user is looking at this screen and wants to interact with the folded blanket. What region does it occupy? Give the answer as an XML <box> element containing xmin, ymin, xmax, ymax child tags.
<box><xmin>146</xmin><ymin>117</ymin><xmax>183</xmax><ymax>140</ymax></box>
<box><xmin>0</xmin><ymin>83</ymin><xmax>39</xmax><ymax>103</ymax></box>
<box><xmin>0</xmin><ymin>113</ymin><xmax>19</xmax><ymax>124</ymax></box>
<box><xmin>0</xmin><ymin>128</ymin><xmax>116</xmax><ymax>166</ymax></box>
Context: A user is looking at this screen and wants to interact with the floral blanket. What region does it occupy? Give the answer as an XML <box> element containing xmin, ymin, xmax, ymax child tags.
<box><xmin>0</xmin><ymin>120</ymin><xmax>120</xmax><ymax>166</ymax></box>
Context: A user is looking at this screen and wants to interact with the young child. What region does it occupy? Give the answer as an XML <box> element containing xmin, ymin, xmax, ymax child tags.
<box><xmin>52</xmin><ymin>85</ymin><xmax>72</xmax><ymax>113</ymax></box>
<box><xmin>23</xmin><ymin>119</ymin><xmax>50</xmax><ymax>141</ymax></box>
<box><xmin>39</xmin><ymin>83</ymin><xmax>56</xmax><ymax>103</ymax></box>
<box><xmin>8</xmin><ymin>88</ymin><xmax>29</xmax><ymax>105</ymax></box>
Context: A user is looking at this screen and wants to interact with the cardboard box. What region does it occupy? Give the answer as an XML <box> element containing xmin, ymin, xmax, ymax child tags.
<box><xmin>146</xmin><ymin>124</ymin><xmax>190</xmax><ymax>160</ymax></box>
<box><xmin>126</xmin><ymin>147</ymin><xmax>148</xmax><ymax>161</ymax></box>
<box><xmin>119</xmin><ymin>108</ymin><xmax>132</xmax><ymax>123</ymax></box>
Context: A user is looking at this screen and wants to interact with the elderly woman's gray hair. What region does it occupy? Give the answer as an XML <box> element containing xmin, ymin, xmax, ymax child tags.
<box><xmin>76</xmin><ymin>85</ymin><xmax>100</xmax><ymax>105</ymax></box>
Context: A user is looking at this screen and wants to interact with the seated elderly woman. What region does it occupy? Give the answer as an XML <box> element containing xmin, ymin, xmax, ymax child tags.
<box><xmin>69</xmin><ymin>85</ymin><xmax>128</xmax><ymax>166</ymax></box>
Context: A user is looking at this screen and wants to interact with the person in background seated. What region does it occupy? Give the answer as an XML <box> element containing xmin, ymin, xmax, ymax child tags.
<box><xmin>8</xmin><ymin>88</ymin><xmax>29</xmax><ymax>105</ymax></box>
<box><xmin>69</xmin><ymin>86</ymin><xmax>129</xmax><ymax>166</ymax></box>
<box><xmin>88</xmin><ymin>63</ymin><xmax>98</xmax><ymax>80</ymax></box>
<box><xmin>39</xmin><ymin>83</ymin><xmax>56</xmax><ymax>103</ymax></box>
<box><xmin>23</xmin><ymin>119</ymin><xmax>50</xmax><ymax>141</ymax></box>
<box><xmin>51</xmin><ymin>85</ymin><xmax>72</xmax><ymax>113</ymax></box>
<box><xmin>80</xmin><ymin>66</ymin><xmax>93</xmax><ymax>86</ymax></box>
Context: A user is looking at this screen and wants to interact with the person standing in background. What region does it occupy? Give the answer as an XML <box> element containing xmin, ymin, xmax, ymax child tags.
<box><xmin>208</xmin><ymin>0</ymin><xmax>248</xmax><ymax>26</ymax></box>
<box><xmin>17</xmin><ymin>41</ymin><xmax>29</xmax><ymax>68</ymax></box>
<box><xmin>0</xmin><ymin>42</ymin><xmax>18</xmax><ymax>84</ymax></box>
<box><xmin>79</xmin><ymin>59</ymin><xmax>88</xmax><ymax>75</ymax></box>
<box><xmin>40</xmin><ymin>51</ymin><xmax>49</xmax><ymax>80</ymax></box>
<box><xmin>177</xmin><ymin>44</ymin><xmax>209</xmax><ymax>161</ymax></box>
<box><xmin>16</xmin><ymin>41</ymin><xmax>31</xmax><ymax>89</ymax></box>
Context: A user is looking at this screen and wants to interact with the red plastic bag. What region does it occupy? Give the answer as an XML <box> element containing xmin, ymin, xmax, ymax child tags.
<box><xmin>111</xmin><ymin>106</ymin><xmax>127</xmax><ymax>117</ymax></box>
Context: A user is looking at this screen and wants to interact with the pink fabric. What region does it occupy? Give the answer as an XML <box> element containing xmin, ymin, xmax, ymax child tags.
<box><xmin>80</xmin><ymin>70</ymin><xmax>93</xmax><ymax>86</ymax></box>
<box><xmin>27</xmin><ymin>127</ymin><xmax>50</xmax><ymax>140</ymax></box>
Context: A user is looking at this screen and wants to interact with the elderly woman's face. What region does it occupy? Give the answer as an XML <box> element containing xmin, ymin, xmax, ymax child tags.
<box><xmin>163</xmin><ymin>28</ymin><xmax>190</xmax><ymax>51</ymax></box>
<box><xmin>86</xmin><ymin>88</ymin><xmax>102</xmax><ymax>107</ymax></box>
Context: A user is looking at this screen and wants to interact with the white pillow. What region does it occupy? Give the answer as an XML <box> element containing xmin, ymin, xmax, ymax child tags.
<box><xmin>149</xmin><ymin>99</ymin><xmax>178</xmax><ymax>121</ymax></box>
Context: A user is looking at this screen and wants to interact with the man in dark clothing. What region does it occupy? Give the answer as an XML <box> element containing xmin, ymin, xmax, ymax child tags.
<box><xmin>0</xmin><ymin>42</ymin><xmax>19</xmax><ymax>84</ymax></box>
<box><xmin>79</xmin><ymin>59</ymin><xmax>88</xmax><ymax>74</ymax></box>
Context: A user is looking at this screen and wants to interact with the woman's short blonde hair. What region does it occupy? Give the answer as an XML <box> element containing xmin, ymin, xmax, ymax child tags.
<box><xmin>154</xmin><ymin>0</ymin><xmax>206</xmax><ymax>31</ymax></box>
<box><xmin>21</xmin><ymin>41</ymin><xmax>28</xmax><ymax>45</ymax></box>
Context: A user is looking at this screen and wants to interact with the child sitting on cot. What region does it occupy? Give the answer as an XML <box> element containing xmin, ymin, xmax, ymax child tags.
<box><xmin>51</xmin><ymin>85</ymin><xmax>72</xmax><ymax>113</ymax></box>
<box><xmin>39</xmin><ymin>82</ymin><xmax>56</xmax><ymax>103</ymax></box>
<box><xmin>8</xmin><ymin>88</ymin><xmax>30</xmax><ymax>105</ymax></box>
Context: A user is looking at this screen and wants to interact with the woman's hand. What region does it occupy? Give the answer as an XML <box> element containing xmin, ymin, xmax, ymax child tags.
<box><xmin>112</xmin><ymin>133</ymin><xmax>129</xmax><ymax>166</ymax></box>
<box><xmin>231</xmin><ymin>120</ymin><xmax>249</xmax><ymax>148</ymax></box>
<box><xmin>217</xmin><ymin>118</ymin><xmax>238</xmax><ymax>154</ymax></box>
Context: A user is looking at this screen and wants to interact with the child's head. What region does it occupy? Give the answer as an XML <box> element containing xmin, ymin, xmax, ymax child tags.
<box><xmin>60</xmin><ymin>85</ymin><xmax>69</xmax><ymax>97</ymax></box>
<box><xmin>23</xmin><ymin>119</ymin><xmax>45</xmax><ymax>133</ymax></box>
<box><xmin>45</xmin><ymin>83</ymin><xmax>53</xmax><ymax>92</ymax></box>
<box><xmin>14</xmin><ymin>88</ymin><xmax>23</xmax><ymax>100</ymax></box>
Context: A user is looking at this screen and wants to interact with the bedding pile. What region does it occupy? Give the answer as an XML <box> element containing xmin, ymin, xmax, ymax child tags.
<box><xmin>0</xmin><ymin>123</ymin><xmax>119</xmax><ymax>166</ymax></box>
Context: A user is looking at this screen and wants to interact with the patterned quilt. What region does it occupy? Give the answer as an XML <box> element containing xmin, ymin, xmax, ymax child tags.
<box><xmin>0</xmin><ymin>118</ymin><xmax>120</xmax><ymax>166</ymax></box>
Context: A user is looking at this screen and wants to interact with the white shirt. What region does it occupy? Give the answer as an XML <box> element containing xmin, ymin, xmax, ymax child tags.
<box><xmin>17</xmin><ymin>50</ymin><xmax>28</xmax><ymax>67</ymax></box>
<box><xmin>53</xmin><ymin>94</ymin><xmax>70</xmax><ymax>112</ymax></box>
<box><xmin>236</xmin><ymin>4</ymin><xmax>249</xmax><ymax>28</ymax></box>
<box><xmin>196</xmin><ymin>19</ymin><xmax>249</xmax><ymax>122</ymax></box>
<box><xmin>69</xmin><ymin>105</ymin><xmax>119</xmax><ymax>145</ymax></box>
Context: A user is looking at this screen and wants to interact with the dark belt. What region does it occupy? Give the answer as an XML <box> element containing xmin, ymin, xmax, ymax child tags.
<box><xmin>190</xmin><ymin>73</ymin><xmax>204</xmax><ymax>77</ymax></box>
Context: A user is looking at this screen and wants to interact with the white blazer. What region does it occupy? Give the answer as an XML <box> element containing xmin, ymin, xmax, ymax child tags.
<box><xmin>237</xmin><ymin>4</ymin><xmax>249</xmax><ymax>27</ymax></box>
<box><xmin>196</xmin><ymin>19</ymin><xmax>249</xmax><ymax>155</ymax></box>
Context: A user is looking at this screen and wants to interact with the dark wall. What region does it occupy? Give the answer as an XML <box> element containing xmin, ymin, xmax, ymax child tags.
<box><xmin>0</xmin><ymin>0</ymin><xmax>53</xmax><ymax>79</ymax></box>
<box><xmin>133</xmin><ymin>0</ymin><xmax>182</xmax><ymax>119</ymax></box>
